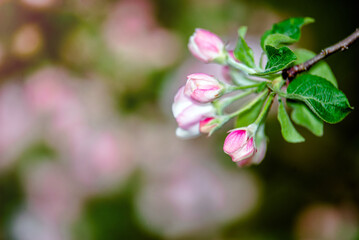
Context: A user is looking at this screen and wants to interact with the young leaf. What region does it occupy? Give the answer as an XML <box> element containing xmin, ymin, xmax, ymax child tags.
<box><xmin>238</xmin><ymin>26</ymin><xmax>247</xmax><ymax>38</ymax></box>
<box><xmin>261</xmin><ymin>17</ymin><xmax>314</xmax><ymax>49</ymax></box>
<box><xmin>263</xmin><ymin>33</ymin><xmax>297</xmax><ymax>49</ymax></box>
<box><xmin>286</xmin><ymin>74</ymin><xmax>353</xmax><ymax>123</ymax></box>
<box><xmin>277</xmin><ymin>99</ymin><xmax>305</xmax><ymax>143</ymax></box>
<box><xmin>256</xmin><ymin>82</ymin><xmax>268</xmax><ymax>93</ymax></box>
<box><xmin>287</xmin><ymin>101</ymin><xmax>323</xmax><ymax>136</ymax></box>
<box><xmin>293</xmin><ymin>48</ymin><xmax>337</xmax><ymax>87</ymax></box>
<box><xmin>234</xmin><ymin>26</ymin><xmax>256</xmax><ymax>68</ymax></box>
<box><xmin>251</xmin><ymin>45</ymin><xmax>296</xmax><ymax>76</ymax></box>
<box><xmin>231</xmin><ymin>71</ymin><xmax>259</xmax><ymax>86</ymax></box>
<box><xmin>236</xmin><ymin>96</ymin><xmax>266</xmax><ymax>128</ymax></box>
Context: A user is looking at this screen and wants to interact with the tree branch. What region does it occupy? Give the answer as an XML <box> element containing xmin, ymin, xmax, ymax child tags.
<box><xmin>283</xmin><ymin>28</ymin><xmax>359</xmax><ymax>81</ymax></box>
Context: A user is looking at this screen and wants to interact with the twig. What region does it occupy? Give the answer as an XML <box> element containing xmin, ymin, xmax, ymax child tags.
<box><xmin>283</xmin><ymin>28</ymin><xmax>359</xmax><ymax>81</ymax></box>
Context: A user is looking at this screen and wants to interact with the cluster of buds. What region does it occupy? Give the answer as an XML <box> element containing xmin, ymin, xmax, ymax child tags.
<box><xmin>172</xmin><ymin>29</ymin><xmax>271</xmax><ymax>167</ymax></box>
<box><xmin>172</xmin><ymin>18</ymin><xmax>352</xmax><ymax>167</ymax></box>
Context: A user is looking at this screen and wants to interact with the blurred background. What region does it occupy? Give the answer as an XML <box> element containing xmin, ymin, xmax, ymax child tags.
<box><xmin>0</xmin><ymin>0</ymin><xmax>359</xmax><ymax>239</ymax></box>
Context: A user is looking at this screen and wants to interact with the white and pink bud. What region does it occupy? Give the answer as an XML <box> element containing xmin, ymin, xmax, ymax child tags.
<box><xmin>172</xmin><ymin>86</ymin><xmax>215</xmax><ymax>138</ymax></box>
<box><xmin>223</xmin><ymin>125</ymin><xmax>258</xmax><ymax>163</ymax></box>
<box><xmin>199</xmin><ymin>117</ymin><xmax>217</xmax><ymax>134</ymax></box>
<box><xmin>236</xmin><ymin>138</ymin><xmax>267</xmax><ymax>167</ymax></box>
<box><xmin>188</xmin><ymin>28</ymin><xmax>225</xmax><ymax>63</ymax></box>
<box><xmin>184</xmin><ymin>73</ymin><xmax>224</xmax><ymax>103</ymax></box>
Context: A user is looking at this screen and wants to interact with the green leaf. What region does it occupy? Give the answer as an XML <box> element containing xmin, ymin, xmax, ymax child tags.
<box><xmin>236</xmin><ymin>96</ymin><xmax>266</xmax><ymax>128</ymax></box>
<box><xmin>256</xmin><ymin>82</ymin><xmax>268</xmax><ymax>93</ymax></box>
<box><xmin>263</xmin><ymin>33</ymin><xmax>297</xmax><ymax>49</ymax></box>
<box><xmin>287</xmin><ymin>101</ymin><xmax>323</xmax><ymax>136</ymax></box>
<box><xmin>261</xmin><ymin>17</ymin><xmax>314</xmax><ymax>49</ymax></box>
<box><xmin>234</xmin><ymin>26</ymin><xmax>256</xmax><ymax>68</ymax></box>
<box><xmin>293</xmin><ymin>48</ymin><xmax>337</xmax><ymax>87</ymax></box>
<box><xmin>251</xmin><ymin>45</ymin><xmax>296</xmax><ymax>76</ymax></box>
<box><xmin>286</xmin><ymin>74</ymin><xmax>353</xmax><ymax>123</ymax></box>
<box><xmin>238</xmin><ymin>26</ymin><xmax>247</xmax><ymax>38</ymax></box>
<box><xmin>277</xmin><ymin>99</ymin><xmax>305</xmax><ymax>143</ymax></box>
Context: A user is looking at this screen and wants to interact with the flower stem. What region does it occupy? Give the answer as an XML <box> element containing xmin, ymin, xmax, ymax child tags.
<box><xmin>228</xmin><ymin>90</ymin><xmax>269</xmax><ymax>118</ymax></box>
<box><xmin>230</xmin><ymin>70</ymin><xmax>266</xmax><ymax>85</ymax></box>
<box><xmin>254</xmin><ymin>92</ymin><xmax>276</xmax><ymax>125</ymax></box>
<box><xmin>214</xmin><ymin>88</ymin><xmax>257</xmax><ymax>114</ymax></box>
<box><xmin>227</xmin><ymin>56</ymin><xmax>257</xmax><ymax>74</ymax></box>
<box><xmin>225</xmin><ymin>83</ymin><xmax>264</xmax><ymax>93</ymax></box>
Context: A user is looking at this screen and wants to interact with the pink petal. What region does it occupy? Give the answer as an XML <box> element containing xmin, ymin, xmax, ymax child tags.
<box><xmin>223</xmin><ymin>130</ymin><xmax>247</xmax><ymax>154</ymax></box>
<box><xmin>184</xmin><ymin>73</ymin><xmax>222</xmax><ymax>103</ymax></box>
<box><xmin>176</xmin><ymin>103</ymin><xmax>214</xmax><ymax>129</ymax></box>
<box><xmin>191</xmin><ymin>88</ymin><xmax>221</xmax><ymax>103</ymax></box>
<box><xmin>231</xmin><ymin>137</ymin><xmax>255</xmax><ymax>162</ymax></box>
<box><xmin>195</xmin><ymin>29</ymin><xmax>223</xmax><ymax>51</ymax></box>
<box><xmin>249</xmin><ymin>139</ymin><xmax>267</xmax><ymax>165</ymax></box>
<box><xmin>188</xmin><ymin>29</ymin><xmax>224</xmax><ymax>62</ymax></box>
<box><xmin>172</xmin><ymin>87</ymin><xmax>192</xmax><ymax>117</ymax></box>
<box><xmin>188</xmin><ymin>36</ymin><xmax>207</xmax><ymax>62</ymax></box>
<box><xmin>199</xmin><ymin>117</ymin><xmax>216</xmax><ymax>134</ymax></box>
<box><xmin>176</xmin><ymin>124</ymin><xmax>200</xmax><ymax>139</ymax></box>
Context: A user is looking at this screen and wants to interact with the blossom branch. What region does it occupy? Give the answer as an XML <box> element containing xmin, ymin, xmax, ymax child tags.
<box><xmin>283</xmin><ymin>28</ymin><xmax>359</xmax><ymax>81</ymax></box>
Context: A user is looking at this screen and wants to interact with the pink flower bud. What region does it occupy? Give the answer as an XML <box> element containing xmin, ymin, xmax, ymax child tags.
<box><xmin>172</xmin><ymin>86</ymin><xmax>215</xmax><ymax>138</ymax></box>
<box><xmin>223</xmin><ymin>129</ymin><xmax>256</xmax><ymax>162</ymax></box>
<box><xmin>236</xmin><ymin>139</ymin><xmax>266</xmax><ymax>167</ymax></box>
<box><xmin>199</xmin><ymin>117</ymin><xmax>217</xmax><ymax>134</ymax></box>
<box><xmin>188</xmin><ymin>28</ymin><xmax>225</xmax><ymax>63</ymax></box>
<box><xmin>184</xmin><ymin>73</ymin><xmax>223</xmax><ymax>103</ymax></box>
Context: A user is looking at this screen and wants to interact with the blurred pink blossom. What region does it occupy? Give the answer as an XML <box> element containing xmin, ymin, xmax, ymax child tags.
<box><xmin>132</xmin><ymin>120</ymin><xmax>260</xmax><ymax>238</ymax></box>
<box><xmin>24</xmin><ymin>162</ymin><xmax>82</xmax><ymax>224</ymax></box>
<box><xmin>23</xmin><ymin>66</ymin><xmax>136</xmax><ymax>195</ymax></box>
<box><xmin>103</xmin><ymin>0</ymin><xmax>181</xmax><ymax>69</ymax></box>
<box><xmin>25</xmin><ymin>67</ymin><xmax>78</xmax><ymax>115</ymax></box>
<box><xmin>0</xmin><ymin>82</ymin><xmax>34</xmax><ymax>170</ymax></box>
<box><xmin>136</xmin><ymin>153</ymin><xmax>260</xmax><ymax>237</ymax></box>
<box><xmin>19</xmin><ymin>0</ymin><xmax>59</xmax><ymax>10</ymax></box>
<box><xmin>68</xmin><ymin>130</ymin><xmax>135</xmax><ymax>194</ymax></box>
<box><xmin>12</xmin><ymin>209</ymin><xmax>71</xmax><ymax>240</ymax></box>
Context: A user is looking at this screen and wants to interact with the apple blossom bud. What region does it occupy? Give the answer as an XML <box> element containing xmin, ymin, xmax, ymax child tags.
<box><xmin>188</xmin><ymin>28</ymin><xmax>225</xmax><ymax>63</ymax></box>
<box><xmin>184</xmin><ymin>73</ymin><xmax>224</xmax><ymax>103</ymax></box>
<box><xmin>223</xmin><ymin>128</ymin><xmax>256</xmax><ymax>162</ymax></box>
<box><xmin>199</xmin><ymin>117</ymin><xmax>217</xmax><ymax>134</ymax></box>
<box><xmin>172</xmin><ymin>86</ymin><xmax>215</xmax><ymax>139</ymax></box>
<box><xmin>236</xmin><ymin>138</ymin><xmax>266</xmax><ymax>167</ymax></box>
